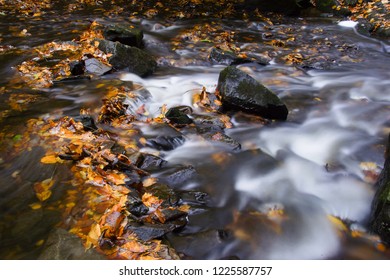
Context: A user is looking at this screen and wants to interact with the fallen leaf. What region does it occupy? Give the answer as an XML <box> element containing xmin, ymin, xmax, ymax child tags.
<box><xmin>40</xmin><ymin>154</ymin><xmax>58</xmax><ymax>164</ymax></box>
<box><xmin>142</xmin><ymin>177</ymin><xmax>157</xmax><ymax>187</ymax></box>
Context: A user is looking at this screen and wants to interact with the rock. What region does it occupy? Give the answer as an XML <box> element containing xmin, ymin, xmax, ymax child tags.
<box><xmin>192</xmin><ymin>114</ymin><xmax>226</xmax><ymax>131</ymax></box>
<box><xmin>370</xmin><ymin>134</ymin><xmax>390</xmax><ymax>245</ymax></box>
<box><xmin>84</xmin><ymin>58</ymin><xmax>112</xmax><ymax>76</ymax></box>
<box><xmin>209</xmin><ymin>47</ymin><xmax>250</xmax><ymax>66</ymax></box>
<box><xmin>136</xmin><ymin>153</ymin><xmax>167</xmax><ymax>171</ymax></box>
<box><xmin>125</xmin><ymin>222</ymin><xmax>180</xmax><ymax>241</ymax></box>
<box><xmin>161</xmin><ymin>165</ymin><xmax>198</xmax><ymax>188</ymax></box>
<box><xmin>166</xmin><ymin>229</ymin><xmax>231</xmax><ymax>259</ymax></box>
<box><xmin>147</xmin><ymin>183</ymin><xmax>180</xmax><ymax>206</ymax></box>
<box><xmin>74</xmin><ymin>114</ymin><xmax>98</xmax><ymax>131</ymax></box>
<box><xmin>95</xmin><ymin>39</ymin><xmax>157</xmax><ymax>77</ymax></box>
<box><xmin>128</xmin><ymin>201</ymin><xmax>149</xmax><ymax>217</ymax></box>
<box><xmin>216</xmin><ymin>66</ymin><xmax>288</xmax><ymax>120</ymax></box>
<box><xmin>103</xmin><ymin>24</ymin><xmax>144</xmax><ymax>48</ymax></box>
<box><xmin>209</xmin><ymin>47</ymin><xmax>269</xmax><ymax>66</ymax></box>
<box><xmin>311</xmin><ymin>0</ymin><xmax>350</xmax><ymax>15</ymax></box>
<box><xmin>165</xmin><ymin>106</ymin><xmax>193</xmax><ymax>126</ymax></box>
<box><xmin>146</xmin><ymin>135</ymin><xmax>186</xmax><ymax>151</ymax></box>
<box><xmin>203</xmin><ymin>131</ymin><xmax>241</xmax><ymax>151</ymax></box>
<box><xmin>38</xmin><ymin>228</ymin><xmax>105</xmax><ymax>260</ymax></box>
<box><xmin>69</xmin><ymin>60</ymin><xmax>85</xmax><ymax>76</ymax></box>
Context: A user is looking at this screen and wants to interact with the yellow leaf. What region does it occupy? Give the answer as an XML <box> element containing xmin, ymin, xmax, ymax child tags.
<box><xmin>29</xmin><ymin>202</ymin><xmax>42</xmax><ymax>210</ymax></box>
<box><xmin>36</xmin><ymin>190</ymin><xmax>52</xmax><ymax>202</ymax></box>
<box><xmin>142</xmin><ymin>193</ymin><xmax>162</xmax><ymax>208</ymax></box>
<box><xmin>34</xmin><ymin>178</ymin><xmax>55</xmax><ymax>202</ymax></box>
<box><xmin>40</xmin><ymin>154</ymin><xmax>58</xmax><ymax>164</ymax></box>
<box><xmin>35</xmin><ymin>239</ymin><xmax>45</xmax><ymax>246</ymax></box>
<box><xmin>328</xmin><ymin>215</ymin><xmax>348</xmax><ymax>232</ymax></box>
<box><xmin>178</xmin><ymin>204</ymin><xmax>190</xmax><ymax>212</ymax></box>
<box><xmin>142</xmin><ymin>177</ymin><xmax>157</xmax><ymax>187</ymax></box>
<box><xmin>86</xmin><ymin>223</ymin><xmax>101</xmax><ymax>249</ymax></box>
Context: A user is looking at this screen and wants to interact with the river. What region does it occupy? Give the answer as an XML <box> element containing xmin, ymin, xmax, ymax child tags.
<box><xmin>0</xmin><ymin>4</ymin><xmax>389</xmax><ymax>259</ymax></box>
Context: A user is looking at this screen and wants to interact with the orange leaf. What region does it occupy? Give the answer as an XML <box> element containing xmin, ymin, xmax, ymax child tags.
<box><xmin>40</xmin><ymin>154</ymin><xmax>58</xmax><ymax>164</ymax></box>
<box><xmin>34</xmin><ymin>178</ymin><xmax>55</xmax><ymax>201</ymax></box>
<box><xmin>142</xmin><ymin>177</ymin><xmax>157</xmax><ymax>187</ymax></box>
<box><xmin>142</xmin><ymin>193</ymin><xmax>162</xmax><ymax>208</ymax></box>
<box><xmin>86</xmin><ymin>223</ymin><xmax>101</xmax><ymax>249</ymax></box>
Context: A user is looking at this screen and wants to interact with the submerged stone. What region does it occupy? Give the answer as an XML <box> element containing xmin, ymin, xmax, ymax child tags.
<box><xmin>146</xmin><ymin>135</ymin><xmax>185</xmax><ymax>151</ymax></box>
<box><xmin>136</xmin><ymin>153</ymin><xmax>167</xmax><ymax>171</ymax></box>
<box><xmin>216</xmin><ymin>66</ymin><xmax>288</xmax><ymax>120</ymax></box>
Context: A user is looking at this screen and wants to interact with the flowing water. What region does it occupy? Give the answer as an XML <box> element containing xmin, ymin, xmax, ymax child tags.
<box><xmin>0</xmin><ymin>7</ymin><xmax>390</xmax><ymax>259</ymax></box>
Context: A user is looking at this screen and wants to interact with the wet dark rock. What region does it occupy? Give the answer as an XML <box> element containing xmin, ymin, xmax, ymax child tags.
<box><xmin>126</xmin><ymin>188</ymin><xmax>149</xmax><ymax>217</ymax></box>
<box><xmin>158</xmin><ymin>208</ymin><xmax>188</xmax><ymax>224</ymax></box>
<box><xmin>74</xmin><ymin>114</ymin><xmax>98</xmax><ymax>131</ymax></box>
<box><xmin>136</xmin><ymin>153</ymin><xmax>167</xmax><ymax>171</ymax></box>
<box><xmin>147</xmin><ymin>183</ymin><xmax>180</xmax><ymax>206</ymax></box>
<box><xmin>309</xmin><ymin>0</ymin><xmax>350</xmax><ymax>15</ymax></box>
<box><xmin>84</xmin><ymin>58</ymin><xmax>112</xmax><ymax>76</ymax></box>
<box><xmin>370</xmin><ymin>134</ymin><xmax>390</xmax><ymax>245</ymax></box>
<box><xmin>216</xmin><ymin>66</ymin><xmax>288</xmax><ymax>120</ymax></box>
<box><xmin>209</xmin><ymin>47</ymin><xmax>250</xmax><ymax>66</ymax></box>
<box><xmin>146</xmin><ymin>135</ymin><xmax>186</xmax><ymax>151</ymax></box>
<box><xmin>209</xmin><ymin>48</ymin><xmax>268</xmax><ymax>66</ymax></box>
<box><xmin>166</xmin><ymin>229</ymin><xmax>231</xmax><ymax>259</ymax></box>
<box><xmin>165</xmin><ymin>106</ymin><xmax>193</xmax><ymax>125</ymax></box>
<box><xmin>53</xmin><ymin>75</ymin><xmax>91</xmax><ymax>84</ymax></box>
<box><xmin>95</xmin><ymin>39</ymin><xmax>157</xmax><ymax>77</ymax></box>
<box><xmin>192</xmin><ymin>114</ymin><xmax>226</xmax><ymax>131</ymax></box>
<box><xmin>69</xmin><ymin>60</ymin><xmax>85</xmax><ymax>76</ymax></box>
<box><xmin>161</xmin><ymin>165</ymin><xmax>198</xmax><ymax>188</ymax></box>
<box><xmin>103</xmin><ymin>24</ymin><xmax>144</xmax><ymax>48</ymax></box>
<box><xmin>179</xmin><ymin>191</ymin><xmax>209</xmax><ymax>206</ymax></box>
<box><xmin>203</xmin><ymin>131</ymin><xmax>241</xmax><ymax>151</ymax></box>
<box><xmin>128</xmin><ymin>201</ymin><xmax>149</xmax><ymax>217</ymax></box>
<box><xmin>38</xmin><ymin>228</ymin><xmax>105</xmax><ymax>260</ymax></box>
<box><xmin>125</xmin><ymin>222</ymin><xmax>180</xmax><ymax>241</ymax></box>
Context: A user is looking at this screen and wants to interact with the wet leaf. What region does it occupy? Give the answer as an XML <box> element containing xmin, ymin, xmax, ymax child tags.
<box><xmin>86</xmin><ymin>223</ymin><xmax>101</xmax><ymax>249</ymax></box>
<box><xmin>143</xmin><ymin>177</ymin><xmax>158</xmax><ymax>187</ymax></box>
<box><xmin>142</xmin><ymin>193</ymin><xmax>163</xmax><ymax>208</ymax></box>
<box><xmin>40</xmin><ymin>154</ymin><xmax>59</xmax><ymax>164</ymax></box>
<box><xmin>29</xmin><ymin>202</ymin><xmax>42</xmax><ymax>210</ymax></box>
<box><xmin>34</xmin><ymin>178</ymin><xmax>55</xmax><ymax>202</ymax></box>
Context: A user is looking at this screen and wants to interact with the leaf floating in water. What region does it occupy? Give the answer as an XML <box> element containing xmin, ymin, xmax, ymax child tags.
<box><xmin>29</xmin><ymin>202</ymin><xmax>42</xmax><ymax>210</ymax></box>
<box><xmin>34</xmin><ymin>178</ymin><xmax>55</xmax><ymax>202</ymax></box>
<box><xmin>40</xmin><ymin>154</ymin><xmax>59</xmax><ymax>164</ymax></box>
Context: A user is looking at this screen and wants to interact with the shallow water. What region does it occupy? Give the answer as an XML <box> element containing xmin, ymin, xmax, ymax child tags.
<box><xmin>0</xmin><ymin>8</ymin><xmax>390</xmax><ymax>259</ymax></box>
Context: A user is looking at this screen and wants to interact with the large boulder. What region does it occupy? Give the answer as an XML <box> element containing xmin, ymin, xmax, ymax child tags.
<box><xmin>103</xmin><ymin>24</ymin><xmax>144</xmax><ymax>48</ymax></box>
<box><xmin>95</xmin><ymin>39</ymin><xmax>157</xmax><ymax>77</ymax></box>
<box><xmin>216</xmin><ymin>66</ymin><xmax>288</xmax><ymax>120</ymax></box>
<box><xmin>370</xmin><ymin>134</ymin><xmax>390</xmax><ymax>245</ymax></box>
